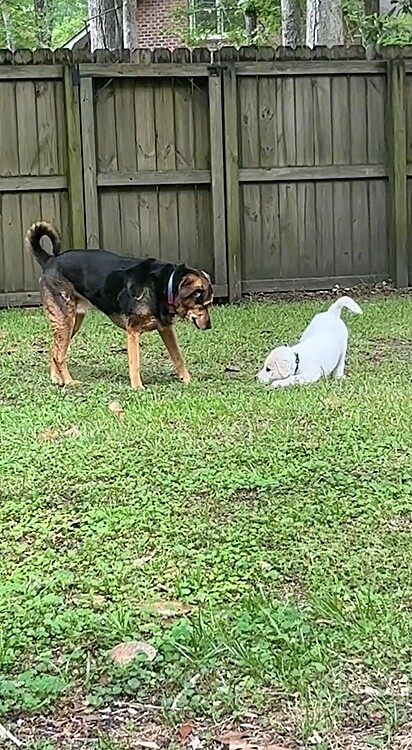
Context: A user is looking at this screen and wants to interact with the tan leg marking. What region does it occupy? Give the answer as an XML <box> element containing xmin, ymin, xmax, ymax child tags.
<box><xmin>158</xmin><ymin>326</ymin><xmax>190</xmax><ymax>384</ymax></box>
<box><xmin>127</xmin><ymin>329</ymin><xmax>144</xmax><ymax>391</ymax></box>
<box><xmin>43</xmin><ymin>292</ymin><xmax>79</xmax><ymax>387</ymax></box>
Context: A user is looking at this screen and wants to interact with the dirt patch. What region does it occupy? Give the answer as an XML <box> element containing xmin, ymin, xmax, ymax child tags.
<box><xmin>362</xmin><ymin>338</ymin><xmax>412</xmax><ymax>364</ymax></box>
<box><xmin>8</xmin><ymin>703</ymin><xmax>297</xmax><ymax>749</ymax></box>
<box><xmin>238</xmin><ymin>281</ymin><xmax>404</xmax><ymax>306</ymax></box>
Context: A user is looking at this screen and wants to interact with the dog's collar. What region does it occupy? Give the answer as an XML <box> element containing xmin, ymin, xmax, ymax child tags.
<box><xmin>167</xmin><ymin>270</ymin><xmax>176</xmax><ymax>314</ymax></box>
<box><xmin>294</xmin><ymin>352</ymin><xmax>300</xmax><ymax>375</ymax></box>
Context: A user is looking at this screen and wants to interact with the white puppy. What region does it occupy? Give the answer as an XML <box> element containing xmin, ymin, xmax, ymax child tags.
<box><xmin>257</xmin><ymin>296</ymin><xmax>362</xmax><ymax>388</ymax></box>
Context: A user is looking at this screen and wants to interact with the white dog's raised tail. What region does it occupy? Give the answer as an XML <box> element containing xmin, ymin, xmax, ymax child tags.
<box><xmin>328</xmin><ymin>296</ymin><xmax>362</xmax><ymax>316</ymax></box>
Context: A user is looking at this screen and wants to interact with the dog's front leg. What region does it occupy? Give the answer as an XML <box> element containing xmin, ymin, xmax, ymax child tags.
<box><xmin>271</xmin><ymin>374</ymin><xmax>314</xmax><ymax>388</ymax></box>
<box><xmin>127</xmin><ymin>329</ymin><xmax>144</xmax><ymax>391</ymax></box>
<box><xmin>158</xmin><ymin>326</ymin><xmax>190</xmax><ymax>384</ymax></box>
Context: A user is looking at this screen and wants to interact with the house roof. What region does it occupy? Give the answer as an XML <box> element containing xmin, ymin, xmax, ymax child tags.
<box><xmin>63</xmin><ymin>25</ymin><xmax>90</xmax><ymax>49</ymax></box>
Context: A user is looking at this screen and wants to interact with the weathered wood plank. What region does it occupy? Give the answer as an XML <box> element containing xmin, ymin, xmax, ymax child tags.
<box><xmin>154</xmin><ymin>80</ymin><xmax>179</xmax><ymax>262</ymax></box>
<box><xmin>134</xmin><ymin>81</ymin><xmax>158</xmax><ymax>259</ymax></box>
<box><xmin>97</xmin><ymin>169</ymin><xmax>211</xmax><ymax>186</ymax></box>
<box><xmin>369</xmin><ymin>180</ymin><xmax>389</xmax><ymax>274</ymax></box>
<box><xmin>54</xmin><ymin>79</ymin><xmax>68</xmax><ymax>175</ymax></box>
<box><xmin>333</xmin><ymin>182</ymin><xmax>352</xmax><ymax>276</ymax></box>
<box><xmin>79</xmin><ymin>63</ymin><xmax>210</xmax><ymax>78</ymax></box>
<box><xmin>16</xmin><ymin>81</ymin><xmax>38</xmax><ymax>175</ymax></box>
<box><xmin>80</xmin><ymin>76</ymin><xmax>99</xmax><ymax>248</ymax></box>
<box><xmin>351</xmin><ymin>181</ymin><xmax>370</xmax><ymax>275</ymax></box>
<box><xmin>100</xmin><ymin>190</ymin><xmax>121</xmax><ymax>249</ymax></box>
<box><xmin>238</xmin><ymin>75</ymin><xmax>261</xmax><ymax>284</ymax></box>
<box><xmin>315</xmin><ymin>182</ymin><xmax>334</xmax><ymax>276</ymax></box>
<box><xmin>313</xmin><ymin>77</ymin><xmax>332</xmax><ymax>165</ymax></box>
<box><xmin>115</xmin><ymin>80</ymin><xmax>137</xmax><ymax>173</ymax></box>
<box><xmin>242</xmin><ymin>184</ymin><xmax>262</xmax><ymax>281</ymax></box>
<box><xmin>350</xmin><ymin>76</ymin><xmax>367</xmax><ymax>165</ymax></box>
<box><xmin>0</xmin><ymin>176</ymin><xmax>67</xmax><ymax>191</ymax></box>
<box><xmin>260</xmin><ymin>184</ymin><xmax>281</xmax><ymax>279</ymax></box>
<box><xmin>114</xmin><ymin>79</ymin><xmax>140</xmax><ymax>257</ymax></box>
<box><xmin>279</xmin><ymin>184</ymin><xmax>299</xmax><ymax>277</ymax></box>
<box><xmin>208</xmin><ymin>74</ymin><xmax>227</xmax><ymax>287</ymax></box>
<box><xmin>63</xmin><ymin>65</ymin><xmax>85</xmax><ymax>248</ymax></box>
<box><xmin>0</xmin><ymin>65</ymin><xmax>62</xmax><ymax>80</ymax></box>
<box><xmin>196</xmin><ymin>188</ymin><xmax>214</xmax><ymax>275</ymax></box>
<box><xmin>258</xmin><ymin>76</ymin><xmax>278</xmax><ymax>168</ymax></box>
<box><xmin>0</xmin><ymin>197</ymin><xmax>4</xmax><ymax>292</ymax></box>
<box><xmin>119</xmin><ymin>192</ymin><xmax>141</xmax><ymax>256</ymax></box>
<box><xmin>366</xmin><ymin>76</ymin><xmax>386</xmax><ymax>165</ymax></box>
<box><xmin>295</xmin><ymin>76</ymin><xmax>314</xmax><ymax>166</ymax></box>
<box><xmin>236</xmin><ymin>61</ymin><xmax>386</xmax><ymax>76</ymax></box>
<box><xmin>387</xmin><ymin>60</ymin><xmax>408</xmax><ymax>287</ymax></box>
<box><xmin>0</xmin><ymin>291</ymin><xmax>41</xmax><ymax>307</ymax></box>
<box><xmin>406</xmin><ymin>75</ymin><xmax>412</xmax><ymax>165</ymax></box>
<box><xmin>20</xmin><ymin>192</ymin><xmax>42</xmax><ymax>289</ymax></box>
<box><xmin>331</xmin><ymin>75</ymin><xmax>350</xmax><ymax>165</ymax></box>
<box><xmin>223</xmin><ymin>65</ymin><xmax>241</xmax><ymax>300</ymax></box>
<box><xmin>192</xmin><ymin>80</ymin><xmax>210</xmax><ymax>169</ymax></box>
<box><xmin>3</xmin><ymin>194</ymin><xmax>23</xmax><ymax>292</ymax></box>
<box><xmin>239</xmin><ymin>165</ymin><xmax>387</xmax><ymax>181</ymax></box>
<box><xmin>36</xmin><ymin>80</ymin><xmax>59</xmax><ymax>175</ymax></box>
<box><xmin>174</xmin><ymin>78</ymin><xmax>197</xmax><ymax>267</ymax></box>
<box><xmin>0</xmin><ymin>82</ymin><xmax>19</xmax><ymax>177</ymax></box>
<box><xmin>95</xmin><ymin>80</ymin><xmax>118</xmax><ymax>172</ymax></box>
<box><xmin>238</xmin><ymin>77</ymin><xmax>259</xmax><ymax>168</ymax></box>
<box><xmin>297</xmin><ymin>183</ymin><xmax>317</xmax><ymax>277</ymax></box>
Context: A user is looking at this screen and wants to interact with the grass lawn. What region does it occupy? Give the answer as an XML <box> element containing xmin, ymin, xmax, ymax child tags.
<box><xmin>1</xmin><ymin>294</ymin><xmax>412</xmax><ymax>749</ymax></box>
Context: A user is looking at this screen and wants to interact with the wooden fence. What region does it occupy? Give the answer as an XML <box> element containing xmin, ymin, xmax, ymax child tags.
<box><xmin>0</xmin><ymin>46</ymin><xmax>411</xmax><ymax>306</ymax></box>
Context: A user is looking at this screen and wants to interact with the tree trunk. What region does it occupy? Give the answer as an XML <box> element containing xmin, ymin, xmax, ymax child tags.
<box><xmin>123</xmin><ymin>0</ymin><xmax>138</xmax><ymax>49</ymax></box>
<box><xmin>1</xmin><ymin>6</ymin><xmax>14</xmax><ymax>50</ymax></box>
<box><xmin>88</xmin><ymin>0</ymin><xmax>123</xmax><ymax>51</ymax></box>
<box><xmin>281</xmin><ymin>0</ymin><xmax>302</xmax><ymax>46</ymax></box>
<box><xmin>244</xmin><ymin>9</ymin><xmax>257</xmax><ymax>44</ymax></box>
<box><xmin>306</xmin><ymin>0</ymin><xmax>344</xmax><ymax>46</ymax></box>
<box><xmin>34</xmin><ymin>0</ymin><xmax>51</xmax><ymax>47</ymax></box>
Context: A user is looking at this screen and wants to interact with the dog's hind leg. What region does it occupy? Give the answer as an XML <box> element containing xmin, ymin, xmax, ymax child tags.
<box><xmin>333</xmin><ymin>357</ymin><xmax>346</xmax><ymax>380</ymax></box>
<box><xmin>43</xmin><ymin>291</ymin><xmax>78</xmax><ymax>386</ymax></box>
<box><xmin>333</xmin><ymin>350</ymin><xmax>347</xmax><ymax>380</ymax></box>
<box><xmin>158</xmin><ymin>326</ymin><xmax>190</xmax><ymax>385</ymax></box>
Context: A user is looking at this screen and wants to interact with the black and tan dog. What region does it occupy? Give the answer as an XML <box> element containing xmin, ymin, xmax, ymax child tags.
<box><xmin>26</xmin><ymin>221</ymin><xmax>213</xmax><ymax>390</ymax></box>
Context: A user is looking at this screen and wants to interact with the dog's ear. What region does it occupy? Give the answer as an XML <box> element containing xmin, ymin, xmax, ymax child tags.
<box><xmin>276</xmin><ymin>357</ymin><xmax>293</xmax><ymax>380</ymax></box>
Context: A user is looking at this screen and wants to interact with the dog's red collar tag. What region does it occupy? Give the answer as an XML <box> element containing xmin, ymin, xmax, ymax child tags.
<box><xmin>167</xmin><ymin>270</ymin><xmax>175</xmax><ymax>314</ymax></box>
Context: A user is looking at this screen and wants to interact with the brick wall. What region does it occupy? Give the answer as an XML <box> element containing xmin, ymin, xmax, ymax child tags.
<box><xmin>137</xmin><ymin>0</ymin><xmax>181</xmax><ymax>48</ymax></box>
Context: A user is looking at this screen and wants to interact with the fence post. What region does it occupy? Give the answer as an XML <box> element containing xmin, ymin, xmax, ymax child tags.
<box><xmin>387</xmin><ymin>58</ymin><xmax>408</xmax><ymax>287</ymax></box>
<box><xmin>208</xmin><ymin>70</ymin><xmax>228</xmax><ymax>298</ymax></box>
<box><xmin>222</xmin><ymin>56</ymin><xmax>242</xmax><ymax>301</ymax></box>
<box><xmin>63</xmin><ymin>64</ymin><xmax>86</xmax><ymax>248</ymax></box>
<box><xmin>80</xmin><ymin>76</ymin><xmax>100</xmax><ymax>249</ymax></box>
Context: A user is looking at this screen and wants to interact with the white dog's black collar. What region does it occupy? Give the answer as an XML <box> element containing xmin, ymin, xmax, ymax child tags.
<box><xmin>294</xmin><ymin>353</ymin><xmax>300</xmax><ymax>375</ymax></box>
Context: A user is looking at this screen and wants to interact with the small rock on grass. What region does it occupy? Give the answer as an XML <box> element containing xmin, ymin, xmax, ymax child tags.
<box><xmin>109</xmin><ymin>640</ymin><xmax>156</xmax><ymax>665</ymax></box>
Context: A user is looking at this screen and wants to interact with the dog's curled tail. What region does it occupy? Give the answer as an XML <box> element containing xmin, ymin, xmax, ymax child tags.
<box><xmin>25</xmin><ymin>221</ymin><xmax>61</xmax><ymax>270</ymax></box>
<box><xmin>328</xmin><ymin>295</ymin><xmax>362</xmax><ymax>316</ymax></box>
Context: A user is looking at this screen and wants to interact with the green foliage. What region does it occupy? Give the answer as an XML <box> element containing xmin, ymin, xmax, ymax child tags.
<box><xmin>0</xmin><ymin>0</ymin><xmax>87</xmax><ymax>50</ymax></box>
<box><xmin>343</xmin><ymin>0</ymin><xmax>412</xmax><ymax>45</ymax></box>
